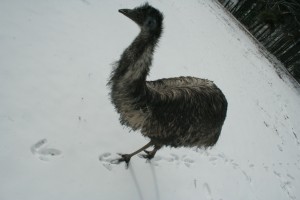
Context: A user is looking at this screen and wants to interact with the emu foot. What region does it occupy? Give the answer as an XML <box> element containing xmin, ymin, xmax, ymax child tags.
<box><xmin>140</xmin><ymin>150</ymin><xmax>156</xmax><ymax>160</ymax></box>
<box><xmin>111</xmin><ymin>153</ymin><xmax>132</xmax><ymax>168</ymax></box>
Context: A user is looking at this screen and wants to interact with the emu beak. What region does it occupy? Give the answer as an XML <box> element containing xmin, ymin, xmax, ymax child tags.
<box><xmin>118</xmin><ymin>9</ymin><xmax>131</xmax><ymax>17</ymax></box>
<box><xmin>118</xmin><ymin>8</ymin><xmax>139</xmax><ymax>24</ymax></box>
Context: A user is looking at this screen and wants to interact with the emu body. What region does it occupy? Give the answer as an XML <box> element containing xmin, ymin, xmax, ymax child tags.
<box><xmin>108</xmin><ymin>3</ymin><xmax>227</xmax><ymax>165</ymax></box>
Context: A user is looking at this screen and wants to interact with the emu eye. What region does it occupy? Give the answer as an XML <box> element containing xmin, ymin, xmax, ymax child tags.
<box><xmin>146</xmin><ymin>18</ymin><xmax>156</xmax><ymax>29</ymax></box>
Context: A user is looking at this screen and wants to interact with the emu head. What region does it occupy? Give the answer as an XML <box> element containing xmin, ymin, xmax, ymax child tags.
<box><xmin>119</xmin><ymin>3</ymin><xmax>163</xmax><ymax>36</ymax></box>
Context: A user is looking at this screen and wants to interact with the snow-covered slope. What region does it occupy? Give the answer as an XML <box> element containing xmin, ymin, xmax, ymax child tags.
<box><xmin>1</xmin><ymin>0</ymin><xmax>300</xmax><ymax>200</ymax></box>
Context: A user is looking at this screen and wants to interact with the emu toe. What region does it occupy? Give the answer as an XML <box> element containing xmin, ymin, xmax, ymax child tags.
<box><xmin>111</xmin><ymin>153</ymin><xmax>132</xmax><ymax>168</ymax></box>
<box><xmin>139</xmin><ymin>150</ymin><xmax>156</xmax><ymax>160</ymax></box>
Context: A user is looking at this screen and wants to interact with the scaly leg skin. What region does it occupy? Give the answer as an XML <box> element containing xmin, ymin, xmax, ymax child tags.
<box><xmin>140</xmin><ymin>145</ymin><xmax>162</xmax><ymax>160</ymax></box>
<box><xmin>111</xmin><ymin>141</ymin><xmax>153</xmax><ymax>168</ymax></box>
<box><xmin>115</xmin><ymin>153</ymin><xmax>132</xmax><ymax>167</ymax></box>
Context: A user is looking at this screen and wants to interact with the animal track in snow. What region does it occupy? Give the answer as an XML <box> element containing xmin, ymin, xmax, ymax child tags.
<box><xmin>280</xmin><ymin>181</ymin><xmax>296</xmax><ymax>200</ymax></box>
<box><xmin>98</xmin><ymin>152</ymin><xmax>195</xmax><ymax>169</ymax></box>
<box><xmin>149</xmin><ymin>153</ymin><xmax>195</xmax><ymax>167</ymax></box>
<box><xmin>242</xmin><ymin>170</ymin><xmax>252</xmax><ymax>183</ymax></box>
<box><xmin>287</xmin><ymin>174</ymin><xmax>295</xmax><ymax>180</ymax></box>
<box><xmin>277</xmin><ymin>144</ymin><xmax>283</xmax><ymax>152</ymax></box>
<box><xmin>207</xmin><ymin>153</ymin><xmax>254</xmax><ymax>183</ymax></box>
<box><xmin>99</xmin><ymin>152</ymin><xmax>114</xmax><ymax>171</ymax></box>
<box><xmin>170</xmin><ymin>153</ymin><xmax>179</xmax><ymax>160</ymax></box>
<box><xmin>166</xmin><ymin>154</ymin><xmax>194</xmax><ymax>167</ymax></box>
<box><xmin>183</xmin><ymin>158</ymin><xmax>195</xmax><ymax>167</ymax></box>
<box><xmin>271</xmin><ymin>170</ymin><xmax>296</xmax><ymax>200</ymax></box>
<box><xmin>249</xmin><ymin>164</ymin><xmax>255</xmax><ymax>168</ymax></box>
<box><xmin>31</xmin><ymin>139</ymin><xmax>61</xmax><ymax>161</ymax></box>
<box><xmin>151</xmin><ymin>156</ymin><xmax>163</xmax><ymax>162</ymax></box>
<box><xmin>273</xmin><ymin>170</ymin><xmax>281</xmax><ymax>178</ymax></box>
<box><xmin>209</xmin><ymin>157</ymin><xmax>218</xmax><ymax>162</ymax></box>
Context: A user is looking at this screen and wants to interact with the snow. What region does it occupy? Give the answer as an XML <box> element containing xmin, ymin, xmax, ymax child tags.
<box><xmin>1</xmin><ymin>0</ymin><xmax>300</xmax><ymax>200</ymax></box>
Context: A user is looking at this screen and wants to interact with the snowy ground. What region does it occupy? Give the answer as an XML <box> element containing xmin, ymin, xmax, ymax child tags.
<box><xmin>1</xmin><ymin>0</ymin><xmax>300</xmax><ymax>200</ymax></box>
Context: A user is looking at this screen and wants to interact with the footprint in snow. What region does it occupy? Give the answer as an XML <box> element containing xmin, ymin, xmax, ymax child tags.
<box><xmin>242</xmin><ymin>170</ymin><xmax>252</xmax><ymax>183</ymax></box>
<box><xmin>170</xmin><ymin>153</ymin><xmax>179</xmax><ymax>160</ymax></box>
<box><xmin>31</xmin><ymin>139</ymin><xmax>62</xmax><ymax>161</ymax></box>
<box><xmin>249</xmin><ymin>164</ymin><xmax>255</xmax><ymax>168</ymax></box>
<box><xmin>277</xmin><ymin>144</ymin><xmax>283</xmax><ymax>152</ymax></box>
<box><xmin>99</xmin><ymin>152</ymin><xmax>114</xmax><ymax>171</ymax></box>
<box><xmin>168</xmin><ymin>154</ymin><xmax>195</xmax><ymax>167</ymax></box>
<box><xmin>98</xmin><ymin>152</ymin><xmax>195</xmax><ymax>169</ymax></box>
<box><xmin>287</xmin><ymin>174</ymin><xmax>295</xmax><ymax>180</ymax></box>
<box><xmin>183</xmin><ymin>158</ymin><xmax>195</xmax><ymax>167</ymax></box>
<box><xmin>146</xmin><ymin>153</ymin><xmax>194</xmax><ymax>167</ymax></box>
<box><xmin>271</xmin><ymin>170</ymin><xmax>296</xmax><ymax>199</ymax></box>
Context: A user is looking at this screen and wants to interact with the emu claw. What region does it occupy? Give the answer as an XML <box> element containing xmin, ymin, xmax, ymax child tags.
<box><xmin>139</xmin><ymin>150</ymin><xmax>155</xmax><ymax>160</ymax></box>
<box><xmin>111</xmin><ymin>154</ymin><xmax>131</xmax><ymax>168</ymax></box>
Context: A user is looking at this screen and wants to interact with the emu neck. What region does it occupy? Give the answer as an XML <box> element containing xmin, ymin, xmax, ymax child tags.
<box><xmin>111</xmin><ymin>30</ymin><xmax>159</xmax><ymax>98</ymax></box>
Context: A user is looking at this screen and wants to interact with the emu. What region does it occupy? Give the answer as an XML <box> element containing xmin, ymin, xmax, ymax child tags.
<box><xmin>108</xmin><ymin>3</ymin><xmax>227</xmax><ymax>166</ymax></box>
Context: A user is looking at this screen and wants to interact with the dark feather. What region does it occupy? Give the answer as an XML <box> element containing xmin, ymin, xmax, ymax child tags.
<box><xmin>108</xmin><ymin>3</ymin><xmax>227</xmax><ymax>163</ymax></box>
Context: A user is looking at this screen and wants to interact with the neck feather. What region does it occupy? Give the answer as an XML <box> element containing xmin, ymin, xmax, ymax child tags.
<box><xmin>108</xmin><ymin>27</ymin><xmax>162</xmax><ymax>125</ymax></box>
<box><xmin>109</xmin><ymin>30</ymin><xmax>160</xmax><ymax>98</ymax></box>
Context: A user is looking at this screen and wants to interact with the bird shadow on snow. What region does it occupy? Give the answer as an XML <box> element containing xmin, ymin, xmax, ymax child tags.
<box><xmin>128</xmin><ymin>164</ymin><xmax>144</xmax><ymax>200</ymax></box>
<box><xmin>149</xmin><ymin>163</ymin><xmax>161</xmax><ymax>200</ymax></box>
<box><xmin>98</xmin><ymin>152</ymin><xmax>161</xmax><ymax>200</ymax></box>
<box><xmin>128</xmin><ymin>163</ymin><xmax>161</xmax><ymax>200</ymax></box>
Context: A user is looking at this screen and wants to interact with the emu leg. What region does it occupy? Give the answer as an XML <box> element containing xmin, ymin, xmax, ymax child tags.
<box><xmin>113</xmin><ymin>141</ymin><xmax>153</xmax><ymax>167</ymax></box>
<box><xmin>141</xmin><ymin>145</ymin><xmax>162</xmax><ymax>160</ymax></box>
